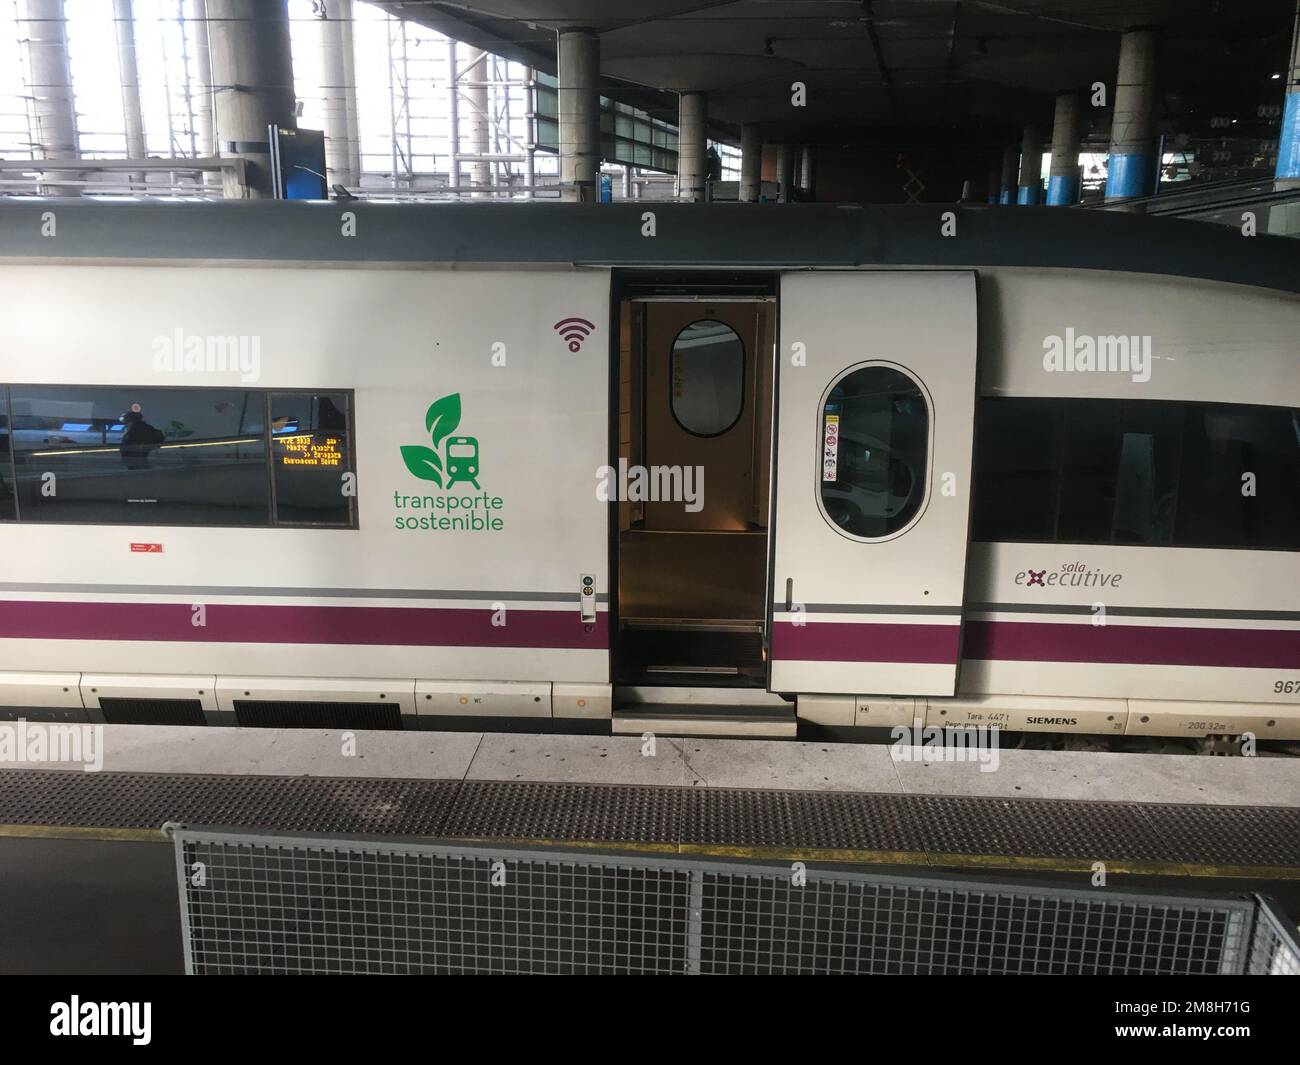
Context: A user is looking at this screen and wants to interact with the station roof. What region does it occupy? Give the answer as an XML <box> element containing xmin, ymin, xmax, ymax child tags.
<box><xmin>372</xmin><ymin>1</ymin><xmax>1297</xmax><ymax>141</ymax></box>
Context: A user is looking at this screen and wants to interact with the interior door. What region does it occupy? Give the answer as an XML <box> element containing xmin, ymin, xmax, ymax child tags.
<box><xmin>642</xmin><ymin>301</ymin><xmax>764</xmax><ymax>532</ymax></box>
<box><xmin>769</xmin><ymin>271</ymin><xmax>978</xmax><ymax>696</ymax></box>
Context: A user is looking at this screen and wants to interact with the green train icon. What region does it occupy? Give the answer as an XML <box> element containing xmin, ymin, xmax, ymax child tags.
<box><xmin>445</xmin><ymin>435</ymin><xmax>480</xmax><ymax>488</ymax></box>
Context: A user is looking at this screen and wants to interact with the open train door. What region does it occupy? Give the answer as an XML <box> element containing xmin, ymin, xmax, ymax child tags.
<box><xmin>769</xmin><ymin>271</ymin><xmax>978</xmax><ymax>696</ymax></box>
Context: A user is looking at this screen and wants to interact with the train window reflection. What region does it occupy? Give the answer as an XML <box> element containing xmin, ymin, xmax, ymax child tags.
<box><xmin>270</xmin><ymin>392</ymin><xmax>353</xmax><ymax>526</ymax></box>
<box><xmin>670</xmin><ymin>319</ymin><xmax>744</xmax><ymax>436</ymax></box>
<box><xmin>0</xmin><ymin>403</ymin><xmax>14</xmax><ymax>521</ymax></box>
<box><xmin>973</xmin><ymin>398</ymin><xmax>1300</xmax><ymax>550</ymax></box>
<box><xmin>8</xmin><ymin>386</ymin><xmax>269</xmax><ymax>525</ymax></box>
<box><xmin>818</xmin><ymin>365</ymin><xmax>929</xmax><ymax>539</ymax></box>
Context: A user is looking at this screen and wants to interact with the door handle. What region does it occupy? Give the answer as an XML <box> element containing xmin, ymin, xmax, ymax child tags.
<box><xmin>785</xmin><ymin>577</ymin><xmax>793</xmax><ymax>612</ymax></box>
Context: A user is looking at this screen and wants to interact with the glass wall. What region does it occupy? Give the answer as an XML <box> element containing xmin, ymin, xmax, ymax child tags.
<box><xmin>0</xmin><ymin>1</ymin><xmax>720</xmax><ymax>196</ymax></box>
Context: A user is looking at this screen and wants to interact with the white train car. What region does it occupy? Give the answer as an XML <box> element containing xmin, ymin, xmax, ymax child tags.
<box><xmin>0</xmin><ymin>199</ymin><xmax>1296</xmax><ymax>740</ymax></box>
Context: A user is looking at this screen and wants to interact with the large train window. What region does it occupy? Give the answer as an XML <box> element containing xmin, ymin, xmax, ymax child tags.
<box><xmin>670</xmin><ymin>319</ymin><xmax>744</xmax><ymax>436</ymax></box>
<box><xmin>269</xmin><ymin>391</ymin><xmax>353</xmax><ymax>526</ymax></box>
<box><xmin>973</xmin><ymin>398</ymin><xmax>1300</xmax><ymax>550</ymax></box>
<box><xmin>6</xmin><ymin>385</ymin><xmax>270</xmax><ymax>526</ymax></box>
<box><xmin>817</xmin><ymin>364</ymin><xmax>929</xmax><ymax>540</ymax></box>
<box><xmin>0</xmin><ymin>385</ymin><xmax>358</xmax><ymax>529</ymax></box>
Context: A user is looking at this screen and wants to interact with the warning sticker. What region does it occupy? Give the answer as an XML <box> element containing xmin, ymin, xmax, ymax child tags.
<box><xmin>822</xmin><ymin>415</ymin><xmax>839</xmax><ymax>482</ymax></box>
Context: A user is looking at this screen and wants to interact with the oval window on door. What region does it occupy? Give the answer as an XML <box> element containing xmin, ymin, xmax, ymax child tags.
<box><xmin>670</xmin><ymin>319</ymin><xmax>744</xmax><ymax>436</ymax></box>
<box><xmin>818</xmin><ymin>364</ymin><xmax>929</xmax><ymax>539</ymax></box>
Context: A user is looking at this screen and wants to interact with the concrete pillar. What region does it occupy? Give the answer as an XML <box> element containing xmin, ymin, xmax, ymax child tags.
<box><xmin>799</xmin><ymin>143</ymin><xmax>815</xmax><ymax>198</ymax></box>
<box><xmin>340</xmin><ymin>1</ymin><xmax>359</xmax><ymax>183</ymax></box>
<box><xmin>1016</xmin><ymin>125</ymin><xmax>1042</xmax><ymax>204</ymax></box>
<box><xmin>1047</xmin><ymin>91</ymin><xmax>1082</xmax><ymax>205</ymax></box>
<box><xmin>1105</xmin><ymin>27</ymin><xmax>1158</xmax><ymax>200</ymax></box>
<box><xmin>739</xmin><ymin>123</ymin><xmax>761</xmax><ymax>202</ymax></box>
<box><xmin>462</xmin><ymin>47</ymin><xmax>491</xmax><ymax>197</ymax></box>
<box><xmin>206</xmin><ymin>0</ymin><xmax>297</xmax><ymax>198</ymax></box>
<box><xmin>19</xmin><ymin>0</ymin><xmax>78</xmax><ymax>191</ymax></box>
<box><xmin>523</xmin><ymin>66</ymin><xmax>536</xmax><ymax>198</ymax></box>
<box><xmin>775</xmin><ymin>143</ymin><xmax>795</xmax><ymax>202</ymax></box>
<box><xmin>998</xmin><ymin>142</ymin><xmax>1017</xmax><ymax>204</ymax></box>
<box><xmin>447</xmin><ymin>39</ymin><xmax>460</xmax><ymax>189</ymax></box>
<box><xmin>676</xmin><ymin>91</ymin><xmax>706</xmax><ymax>201</ymax></box>
<box><xmin>557</xmin><ymin>28</ymin><xmax>599</xmax><ymax>202</ymax></box>
<box><xmin>187</xmin><ymin>0</ymin><xmax>220</xmax><ymax>190</ymax></box>
<box><xmin>316</xmin><ymin>0</ymin><xmax>359</xmax><ymax>189</ymax></box>
<box><xmin>1277</xmin><ymin>1</ymin><xmax>1300</xmax><ymax>185</ymax></box>
<box><xmin>113</xmin><ymin>0</ymin><xmax>146</xmax><ymax>189</ymax></box>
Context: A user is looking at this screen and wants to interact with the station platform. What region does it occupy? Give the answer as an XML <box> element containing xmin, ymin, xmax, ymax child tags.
<box><xmin>0</xmin><ymin>725</ymin><xmax>1297</xmax><ymax>973</ymax></box>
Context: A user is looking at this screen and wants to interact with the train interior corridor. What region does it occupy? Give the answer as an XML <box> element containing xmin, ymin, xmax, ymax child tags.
<box><xmin>614</xmin><ymin>285</ymin><xmax>777</xmax><ymax>689</ymax></box>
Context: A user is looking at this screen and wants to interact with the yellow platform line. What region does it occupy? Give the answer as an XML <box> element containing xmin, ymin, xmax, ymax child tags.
<box><xmin>0</xmin><ymin>823</ymin><xmax>170</xmax><ymax>843</ymax></box>
<box><xmin>1</xmin><ymin>823</ymin><xmax>1296</xmax><ymax>881</ymax></box>
<box><xmin>447</xmin><ymin>836</ymin><xmax>1300</xmax><ymax>881</ymax></box>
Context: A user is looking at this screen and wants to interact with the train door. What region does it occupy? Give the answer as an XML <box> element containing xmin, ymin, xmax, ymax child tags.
<box><xmin>615</xmin><ymin>293</ymin><xmax>776</xmax><ymax>686</ymax></box>
<box><xmin>769</xmin><ymin>271</ymin><xmax>978</xmax><ymax>696</ymax></box>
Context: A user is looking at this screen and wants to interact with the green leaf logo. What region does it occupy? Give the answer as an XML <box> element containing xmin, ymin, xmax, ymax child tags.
<box><xmin>400</xmin><ymin>445</ymin><xmax>443</xmax><ymax>485</ymax></box>
<box><xmin>425</xmin><ymin>393</ymin><xmax>461</xmax><ymax>448</ymax></box>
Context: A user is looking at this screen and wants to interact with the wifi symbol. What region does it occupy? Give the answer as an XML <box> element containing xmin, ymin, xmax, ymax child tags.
<box><xmin>554</xmin><ymin>316</ymin><xmax>595</xmax><ymax>353</ymax></box>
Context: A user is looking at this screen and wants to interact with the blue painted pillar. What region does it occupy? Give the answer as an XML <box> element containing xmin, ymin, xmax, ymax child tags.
<box><xmin>1277</xmin><ymin>3</ymin><xmax>1300</xmax><ymax>182</ymax></box>
<box><xmin>998</xmin><ymin>142</ymin><xmax>1017</xmax><ymax>203</ymax></box>
<box><xmin>1016</xmin><ymin>125</ymin><xmax>1042</xmax><ymax>204</ymax></box>
<box><xmin>1046</xmin><ymin>91</ymin><xmax>1081</xmax><ymax>205</ymax></box>
<box><xmin>1105</xmin><ymin>28</ymin><xmax>1158</xmax><ymax>200</ymax></box>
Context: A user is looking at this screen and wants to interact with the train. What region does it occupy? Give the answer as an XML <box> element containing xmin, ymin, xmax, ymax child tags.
<box><xmin>0</xmin><ymin>198</ymin><xmax>1296</xmax><ymax>741</ymax></box>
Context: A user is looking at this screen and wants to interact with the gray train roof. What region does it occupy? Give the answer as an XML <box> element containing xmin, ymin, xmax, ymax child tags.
<box><xmin>0</xmin><ymin>198</ymin><xmax>1297</xmax><ymax>295</ymax></box>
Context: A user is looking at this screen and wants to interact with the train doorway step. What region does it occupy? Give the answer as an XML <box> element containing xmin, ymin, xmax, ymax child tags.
<box><xmin>616</xmin><ymin>621</ymin><xmax>766</xmax><ymax>688</ymax></box>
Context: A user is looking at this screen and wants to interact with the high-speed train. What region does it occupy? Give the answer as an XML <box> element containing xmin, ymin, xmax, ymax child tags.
<box><xmin>0</xmin><ymin>198</ymin><xmax>1296</xmax><ymax>741</ymax></box>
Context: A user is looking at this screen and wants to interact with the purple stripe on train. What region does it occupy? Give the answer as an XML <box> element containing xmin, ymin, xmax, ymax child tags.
<box><xmin>0</xmin><ymin>600</ymin><xmax>607</xmax><ymax>650</ymax></box>
<box><xmin>771</xmin><ymin>619</ymin><xmax>1300</xmax><ymax>669</ymax></box>
<box><xmin>963</xmin><ymin>620</ymin><xmax>1300</xmax><ymax>670</ymax></box>
<box><xmin>772</xmin><ymin>621</ymin><xmax>961</xmax><ymax>664</ymax></box>
<box><xmin>3</xmin><ymin>603</ymin><xmax>1296</xmax><ymax>668</ymax></box>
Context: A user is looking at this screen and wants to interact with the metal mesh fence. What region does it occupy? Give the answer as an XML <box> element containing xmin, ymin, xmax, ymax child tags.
<box><xmin>180</xmin><ymin>840</ymin><xmax>690</xmax><ymax>975</ymax></box>
<box><xmin>1246</xmin><ymin>898</ymin><xmax>1300</xmax><ymax>976</ymax></box>
<box><xmin>170</xmin><ymin>827</ymin><xmax>1295</xmax><ymax>976</ymax></box>
<box><xmin>698</xmin><ymin>873</ymin><xmax>1248</xmax><ymax>975</ymax></box>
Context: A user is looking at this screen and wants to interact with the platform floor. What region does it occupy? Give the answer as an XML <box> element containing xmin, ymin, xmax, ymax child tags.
<box><xmin>0</xmin><ymin>726</ymin><xmax>1296</xmax><ymax>973</ymax></box>
<box><xmin>3</xmin><ymin>723</ymin><xmax>1298</xmax><ymax>805</ymax></box>
<box><xmin>0</xmin><ymin>725</ymin><xmax>1295</xmax><ymax>868</ymax></box>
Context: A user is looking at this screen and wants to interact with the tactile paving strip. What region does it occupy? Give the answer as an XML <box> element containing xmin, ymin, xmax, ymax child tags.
<box><xmin>904</xmin><ymin>794</ymin><xmax>1166</xmax><ymax>860</ymax></box>
<box><xmin>0</xmin><ymin>770</ymin><xmax>1297</xmax><ymax>866</ymax></box>
<box><xmin>442</xmin><ymin>781</ymin><xmax>683</xmax><ymax>844</ymax></box>
<box><xmin>0</xmin><ymin>770</ymin><xmax>456</xmax><ymax>836</ymax></box>
<box><xmin>1128</xmin><ymin>802</ymin><xmax>1300</xmax><ymax>866</ymax></box>
<box><xmin>683</xmin><ymin>787</ymin><xmax>931</xmax><ymax>851</ymax></box>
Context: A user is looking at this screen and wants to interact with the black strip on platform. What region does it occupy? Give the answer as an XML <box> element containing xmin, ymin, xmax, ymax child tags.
<box><xmin>0</xmin><ymin>771</ymin><xmax>456</xmax><ymax>836</ymax></box>
<box><xmin>0</xmin><ymin>771</ymin><xmax>1297</xmax><ymax>867</ymax></box>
